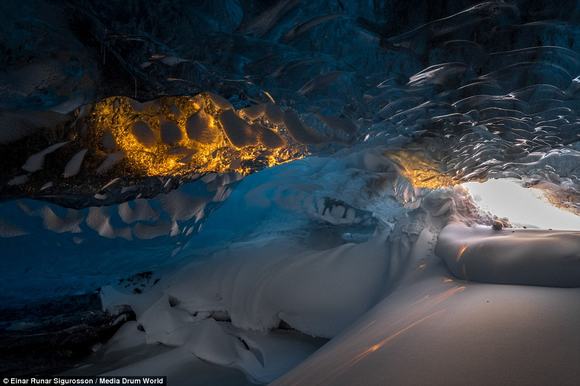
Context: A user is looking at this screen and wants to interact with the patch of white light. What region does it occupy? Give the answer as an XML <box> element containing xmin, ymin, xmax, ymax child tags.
<box><xmin>462</xmin><ymin>178</ymin><xmax>580</xmax><ymax>231</ymax></box>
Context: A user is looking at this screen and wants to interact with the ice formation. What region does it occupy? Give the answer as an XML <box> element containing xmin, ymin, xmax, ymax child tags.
<box><xmin>0</xmin><ymin>0</ymin><xmax>579</xmax><ymax>383</ymax></box>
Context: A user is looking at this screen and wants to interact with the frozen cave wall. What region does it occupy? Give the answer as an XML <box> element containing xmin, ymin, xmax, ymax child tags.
<box><xmin>0</xmin><ymin>0</ymin><xmax>579</xmax><ymax>378</ymax></box>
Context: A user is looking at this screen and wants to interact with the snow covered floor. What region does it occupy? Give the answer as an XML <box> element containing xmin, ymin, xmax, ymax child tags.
<box><xmin>274</xmin><ymin>269</ymin><xmax>580</xmax><ymax>386</ymax></box>
<box><xmin>65</xmin><ymin>156</ymin><xmax>580</xmax><ymax>385</ymax></box>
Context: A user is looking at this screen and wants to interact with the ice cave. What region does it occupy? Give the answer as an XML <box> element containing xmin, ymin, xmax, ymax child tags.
<box><xmin>0</xmin><ymin>0</ymin><xmax>579</xmax><ymax>385</ymax></box>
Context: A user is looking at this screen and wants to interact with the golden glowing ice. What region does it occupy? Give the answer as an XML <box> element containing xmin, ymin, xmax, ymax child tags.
<box><xmin>387</xmin><ymin>150</ymin><xmax>459</xmax><ymax>189</ymax></box>
<box><xmin>87</xmin><ymin>94</ymin><xmax>307</xmax><ymax>177</ymax></box>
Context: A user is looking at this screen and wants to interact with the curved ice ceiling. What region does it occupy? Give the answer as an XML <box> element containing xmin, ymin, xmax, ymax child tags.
<box><xmin>0</xmin><ymin>0</ymin><xmax>579</xmax><ymax>305</ymax></box>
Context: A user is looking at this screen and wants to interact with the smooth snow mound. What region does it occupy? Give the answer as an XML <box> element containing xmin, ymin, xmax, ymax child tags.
<box><xmin>102</xmin><ymin>235</ymin><xmax>395</xmax><ymax>339</ymax></box>
<box><xmin>436</xmin><ymin>223</ymin><xmax>580</xmax><ymax>287</ymax></box>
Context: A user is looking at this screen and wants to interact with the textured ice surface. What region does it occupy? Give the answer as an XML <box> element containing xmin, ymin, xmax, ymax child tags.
<box><xmin>1</xmin><ymin>0</ymin><xmax>579</xmax><ymax>210</ymax></box>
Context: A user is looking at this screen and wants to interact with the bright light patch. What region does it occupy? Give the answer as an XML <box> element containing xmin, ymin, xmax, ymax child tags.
<box><xmin>462</xmin><ymin>179</ymin><xmax>580</xmax><ymax>231</ymax></box>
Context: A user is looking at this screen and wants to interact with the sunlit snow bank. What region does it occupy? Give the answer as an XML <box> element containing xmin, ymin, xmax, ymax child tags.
<box><xmin>436</xmin><ymin>223</ymin><xmax>580</xmax><ymax>287</ymax></box>
<box><xmin>70</xmin><ymin>158</ymin><xmax>580</xmax><ymax>385</ymax></box>
<box><xmin>462</xmin><ymin>179</ymin><xmax>580</xmax><ymax>231</ymax></box>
